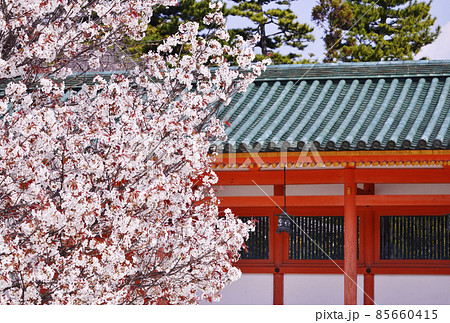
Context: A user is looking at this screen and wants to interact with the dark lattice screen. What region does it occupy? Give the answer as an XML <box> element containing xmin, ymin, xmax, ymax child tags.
<box><xmin>289</xmin><ymin>216</ymin><xmax>359</xmax><ymax>260</ymax></box>
<box><xmin>380</xmin><ymin>216</ymin><xmax>450</xmax><ymax>260</ymax></box>
<box><xmin>239</xmin><ymin>216</ymin><xmax>270</xmax><ymax>259</ymax></box>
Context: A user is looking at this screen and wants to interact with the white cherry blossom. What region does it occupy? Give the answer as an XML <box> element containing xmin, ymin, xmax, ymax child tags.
<box><xmin>0</xmin><ymin>0</ymin><xmax>268</xmax><ymax>305</ymax></box>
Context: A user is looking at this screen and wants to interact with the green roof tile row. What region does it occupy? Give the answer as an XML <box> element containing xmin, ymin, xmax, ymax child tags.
<box><xmin>215</xmin><ymin>61</ymin><xmax>450</xmax><ymax>152</ymax></box>
<box><xmin>3</xmin><ymin>61</ymin><xmax>449</xmax><ymax>152</ymax></box>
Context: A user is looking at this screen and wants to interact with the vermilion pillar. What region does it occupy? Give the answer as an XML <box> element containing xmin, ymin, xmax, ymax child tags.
<box><xmin>363</xmin><ymin>197</ymin><xmax>375</xmax><ymax>305</ymax></box>
<box><xmin>364</xmin><ymin>274</ymin><xmax>375</xmax><ymax>305</ymax></box>
<box><xmin>273</xmin><ymin>272</ymin><xmax>284</xmax><ymax>305</ymax></box>
<box><xmin>344</xmin><ymin>167</ymin><xmax>358</xmax><ymax>305</ymax></box>
<box><xmin>273</xmin><ymin>185</ymin><xmax>284</xmax><ymax>305</ymax></box>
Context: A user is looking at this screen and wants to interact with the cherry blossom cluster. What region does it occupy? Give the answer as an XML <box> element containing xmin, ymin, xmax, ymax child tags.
<box><xmin>0</xmin><ymin>1</ymin><xmax>269</xmax><ymax>304</ymax></box>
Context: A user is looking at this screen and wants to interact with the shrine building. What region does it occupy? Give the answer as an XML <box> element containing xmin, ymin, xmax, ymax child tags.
<box><xmin>208</xmin><ymin>60</ymin><xmax>450</xmax><ymax>305</ymax></box>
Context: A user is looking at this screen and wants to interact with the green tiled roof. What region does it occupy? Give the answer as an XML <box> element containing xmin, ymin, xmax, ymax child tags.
<box><xmin>215</xmin><ymin>60</ymin><xmax>450</xmax><ymax>152</ymax></box>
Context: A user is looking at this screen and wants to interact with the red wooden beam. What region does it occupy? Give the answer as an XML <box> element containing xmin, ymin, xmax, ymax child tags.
<box><xmin>344</xmin><ymin>168</ymin><xmax>358</xmax><ymax>305</ymax></box>
<box><xmin>356</xmin><ymin>195</ymin><xmax>450</xmax><ymax>206</ymax></box>
<box><xmin>369</xmin><ymin>267</ymin><xmax>450</xmax><ymax>275</ymax></box>
<box><xmin>372</xmin><ymin>205</ymin><xmax>450</xmax><ymax>215</ymax></box>
<box><xmin>216</xmin><ymin>168</ymin><xmax>450</xmax><ymax>185</ymax></box>
<box><xmin>355</xmin><ymin>168</ymin><xmax>450</xmax><ymax>183</ymax></box>
<box><xmin>238</xmin><ymin>265</ymin><xmax>450</xmax><ymax>275</ymax></box>
<box><xmin>218</xmin><ymin>194</ymin><xmax>450</xmax><ymax>208</ymax></box>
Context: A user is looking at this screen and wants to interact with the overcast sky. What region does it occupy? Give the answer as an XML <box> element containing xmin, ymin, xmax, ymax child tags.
<box><xmin>227</xmin><ymin>0</ymin><xmax>450</xmax><ymax>61</ymax></box>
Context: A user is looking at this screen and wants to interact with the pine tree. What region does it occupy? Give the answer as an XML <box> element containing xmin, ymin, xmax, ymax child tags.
<box><xmin>128</xmin><ymin>0</ymin><xmax>219</xmax><ymax>54</ymax></box>
<box><xmin>228</xmin><ymin>0</ymin><xmax>315</xmax><ymax>64</ymax></box>
<box><xmin>312</xmin><ymin>0</ymin><xmax>440</xmax><ymax>62</ymax></box>
<box><xmin>312</xmin><ymin>0</ymin><xmax>354</xmax><ymax>62</ymax></box>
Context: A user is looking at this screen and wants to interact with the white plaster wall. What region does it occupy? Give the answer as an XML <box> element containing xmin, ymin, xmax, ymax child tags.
<box><xmin>375</xmin><ymin>275</ymin><xmax>450</xmax><ymax>305</ymax></box>
<box><xmin>215</xmin><ymin>184</ymin><xmax>450</xmax><ymax>197</ymax></box>
<box><xmin>215</xmin><ymin>184</ymin><xmax>345</xmax><ymax>197</ymax></box>
<box><xmin>200</xmin><ymin>274</ymin><xmax>273</xmax><ymax>305</ymax></box>
<box><xmin>375</xmin><ymin>184</ymin><xmax>450</xmax><ymax>195</ymax></box>
<box><xmin>287</xmin><ymin>184</ymin><xmax>344</xmax><ymax>196</ymax></box>
<box><xmin>284</xmin><ymin>274</ymin><xmax>364</xmax><ymax>305</ymax></box>
<box><xmin>201</xmin><ymin>274</ymin><xmax>450</xmax><ymax>305</ymax></box>
<box><xmin>214</xmin><ymin>185</ymin><xmax>273</xmax><ymax>197</ymax></box>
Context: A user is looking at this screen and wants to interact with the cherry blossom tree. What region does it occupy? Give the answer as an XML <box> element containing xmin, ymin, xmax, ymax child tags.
<box><xmin>0</xmin><ymin>0</ymin><xmax>268</xmax><ymax>304</ymax></box>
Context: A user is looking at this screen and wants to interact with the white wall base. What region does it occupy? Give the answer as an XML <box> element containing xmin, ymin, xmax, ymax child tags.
<box><xmin>375</xmin><ymin>275</ymin><xmax>450</xmax><ymax>305</ymax></box>
<box><xmin>284</xmin><ymin>274</ymin><xmax>364</xmax><ymax>305</ymax></box>
<box><xmin>200</xmin><ymin>274</ymin><xmax>273</xmax><ymax>305</ymax></box>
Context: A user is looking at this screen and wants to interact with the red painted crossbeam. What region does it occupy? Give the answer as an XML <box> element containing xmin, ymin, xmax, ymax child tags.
<box><xmin>218</xmin><ymin>195</ymin><xmax>450</xmax><ymax>207</ymax></box>
<box><xmin>216</xmin><ymin>168</ymin><xmax>450</xmax><ymax>185</ymax></box>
